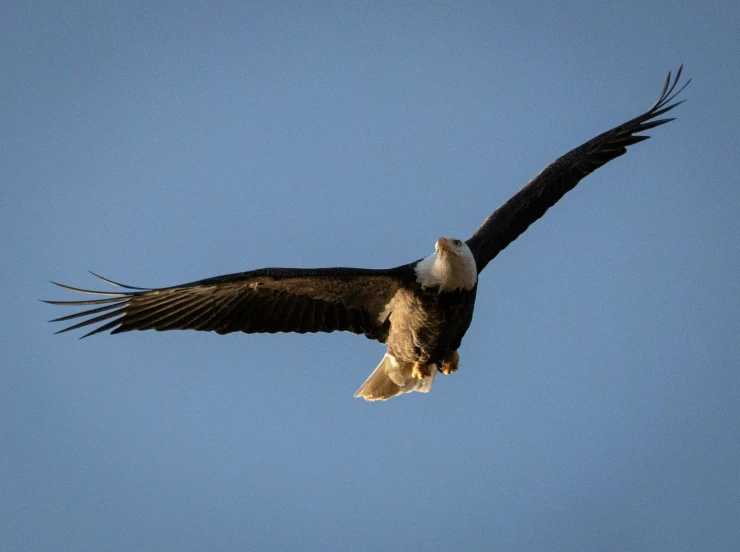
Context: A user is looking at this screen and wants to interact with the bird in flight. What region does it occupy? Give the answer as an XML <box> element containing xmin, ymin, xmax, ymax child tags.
<box><xmin>46</xmin><ymin>67</ymin><xmax>689</xmax><ymax>401</ymax></box>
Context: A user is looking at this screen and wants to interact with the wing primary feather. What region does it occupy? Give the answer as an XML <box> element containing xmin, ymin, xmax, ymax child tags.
<box><xmin>54</xmin><ymin>308</ymin><xmax>126</xmax><ymax>335</ymax></box>
<box><xmin>202</xmin><ymin>288</ymin><xmax>245</xmax><ymax>332</ymax></box>
<box><xmin>129</xmin><ymin>294</ymin><xmax>215</xmax><ymax>331</ymax></box>
<box><xmin>87</xmin><ymin>271</ymin><xmax>152</xmax><ymax>290</ymax></box>
<box><xmin>649</xmin><ymin>100</ymin><xmax>685</xmax><ymax>119</ymax></box>
<box><xmin>151</xmin><ymin>301</ymin><xmax>214</xmax><ymax>331</ymax></box>
<box><xmin>663</xmin><ymin>82</ymin><xmax>690</xmax><ymax>106</ymax></box>
<box><xmin>152</xmin><ymin>289</ymin><xmax>239</xmax><ymax>332</ymax></box>
<box><xmin>648</xmin><ymin>65</ymin><xmax>682</xmax><ymax>111</ymax></box>
<box><xmin>111</xmin><ymin>293</ymin><xmax>191</xmax><ymax>328</ymax></box>
<box><xmin>42</xmin><ymin>296</ymin><xmax>127</xmax><ymax>306</ymax></box>
<box><xmin>213</xmin><ymin>291</ymin><xmax>252</xmax><ymax>334</ymax></box>
<box><xmin>49</xmin><ymin>301</ymin><xmax>125</xmax><ymax>323</ymax></box>
<box><xmin>81</xmin><ymin>318</ymin><xmax>126</xmax><ymax>339</ymax></box>
<box><xmin>110</xmin><ymin>293</ymin><xmax>196</xmax><ymax>331</ymax></box>
<box><xmin>635</xmin><ymin>118</ymin><xmax>675</xmax><ymax>132</ymax></box>
<box><xmin>49</xmin><ymin>281</ymin><xmax>128</xmax><ymax>297</ymax></box>
<box><xmin>110</xmin><ymin>297</ymin><xmax>184</xmax><ymax>330</ymax></box>
<box><xmin>184</xmin><ymin>290</ymin><xmax>239</xmax><ymax>332</ymax></box>
<box><xmin>119</xmin><ymin>290</ymin><xmax>186</xmax><ymax>313</ymax></box>
<box><xmin>663</xmin><ymin>65</ymin><xmax>684</xmax><ymax>100</ymax></box>
<box><xmin>618</xmin><ymin>135</ymin><xmax>651</xmax><ymax>147</ymax></box>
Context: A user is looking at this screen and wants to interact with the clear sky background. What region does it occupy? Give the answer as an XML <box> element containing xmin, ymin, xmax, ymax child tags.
<box><xmin>3</xmin><ymin>2</ymin><xmax>739</xmax><ymax>551</ymax></box>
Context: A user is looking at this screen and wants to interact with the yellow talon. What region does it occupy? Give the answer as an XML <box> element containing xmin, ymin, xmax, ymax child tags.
<box><xmin>440</xmin><ymin>350</ymin><xmax>459</xmax><ymax>375</ymax></box>
<box><xmin>412</xmin><ymin>362</ymin><xmax>433</xmax><ymax>379</ymax></box>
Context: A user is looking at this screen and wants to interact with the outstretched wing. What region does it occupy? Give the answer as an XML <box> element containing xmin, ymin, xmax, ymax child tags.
<box><xmin>466</xmin><ymin>66</ymin><xmax>689</xmax><ymax>273</ymax></box>
<box><xmin>45</xmin><ymin>267</ymin><xmax>410</xmax><ymax>341</ymax></box>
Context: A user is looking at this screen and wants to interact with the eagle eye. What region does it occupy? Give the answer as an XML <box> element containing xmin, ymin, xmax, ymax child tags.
<box><xmin>453</xmin><ymin>240</ymin><xmax>462</xmax><ymax>246</ymax></box>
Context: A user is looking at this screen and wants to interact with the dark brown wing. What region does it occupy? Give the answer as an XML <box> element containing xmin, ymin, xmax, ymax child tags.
<box><xmin>44</xmin><ymin>266</ymin><xmax>411</xmax><ymax>341</ymax></box>
<box><xmin>466</xmin><ymin>66</ymin><xmax>689</xmax><ymax>273</ymax></box>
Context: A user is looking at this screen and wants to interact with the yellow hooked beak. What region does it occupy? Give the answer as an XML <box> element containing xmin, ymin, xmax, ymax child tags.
<box><xmin>436</xmin><ymin>237</ymin><xmax>451</xmax><ymax>253</ymax></box>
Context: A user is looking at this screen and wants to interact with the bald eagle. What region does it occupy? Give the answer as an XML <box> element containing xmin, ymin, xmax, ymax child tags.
<box><xmin>46</xmin><ymin>67</ymin><xmax>688</xmax><ymax>401</ymax></box>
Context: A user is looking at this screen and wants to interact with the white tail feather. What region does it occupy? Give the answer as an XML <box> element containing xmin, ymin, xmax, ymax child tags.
<box><xmin>354</xmin><ymin>354</ymin><xmax>438</xmax><ymax>402</ymax></box>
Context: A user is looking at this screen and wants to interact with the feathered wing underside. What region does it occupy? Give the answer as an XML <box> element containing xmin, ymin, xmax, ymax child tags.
<box><xmin>466</xmin><ymin>66</ymin><xmax>689</xmax><ymax>273</ymax></box>
<box><xmin>44</xmin><ymin>268</ymin><xmax>407</xmax><ymax>340</ymax></box>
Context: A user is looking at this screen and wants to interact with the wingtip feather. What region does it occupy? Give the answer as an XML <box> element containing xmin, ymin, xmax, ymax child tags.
<box><xmin>87</xmin><ymin>270</ymin><xmax>151</xmax><ymax>290</ymax></box>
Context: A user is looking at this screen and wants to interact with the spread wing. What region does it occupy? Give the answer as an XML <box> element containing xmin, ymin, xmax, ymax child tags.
<box><xmin>45</xmin><ymin>267</ymin><xmax>410</xmax><ymax>341</ymax></box>
<box><xmin>466</xmin><ymin>66</ymin><xmax>689</xmax><ymax>273</ymax></box>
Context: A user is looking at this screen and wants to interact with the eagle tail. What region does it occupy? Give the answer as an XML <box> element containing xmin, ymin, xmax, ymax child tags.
<box><xmin>354</xmin><ymin>354</ymin><xmax>438</xmax><ymax>402</ymax></box>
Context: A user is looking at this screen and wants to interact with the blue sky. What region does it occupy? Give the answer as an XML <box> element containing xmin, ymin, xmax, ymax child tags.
<box><xmin>3</xmin><ymin>2</ymin><xmax>739</xmax><ymax>551</ymax></box>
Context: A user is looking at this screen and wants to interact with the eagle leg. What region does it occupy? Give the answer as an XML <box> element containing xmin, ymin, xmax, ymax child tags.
<box><xmin>411</xmin><ymin>362</ymin><xmax>434</xmax><ymax>380</ymax></box>
<box><xmin>440</xmin><ymin>350</ymin><xmax>459</xmax><ymax>375</ymax></box>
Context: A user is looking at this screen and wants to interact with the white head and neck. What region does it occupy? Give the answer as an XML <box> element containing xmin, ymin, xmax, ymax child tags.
<box><xmin>415</xmin><ymin>237</ymin><xmax>478</xmax><ymax>293</ymax></box>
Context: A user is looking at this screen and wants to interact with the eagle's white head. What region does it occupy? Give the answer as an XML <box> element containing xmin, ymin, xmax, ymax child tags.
<box><xmin>415</xmin><ymin>237</ymin><xmax>478</xmax><ymax>292</ymax></box>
